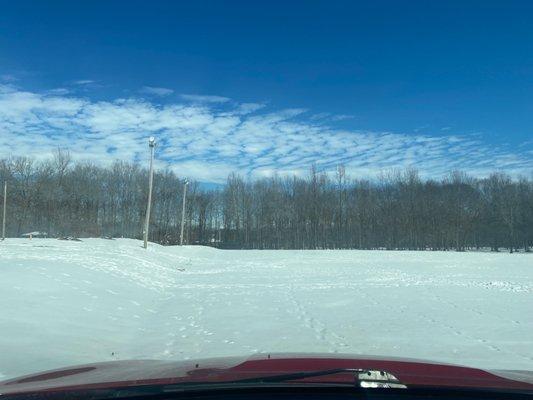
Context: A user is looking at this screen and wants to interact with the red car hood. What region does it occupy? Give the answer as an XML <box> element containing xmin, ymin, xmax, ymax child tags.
<box><xmin>1</xmin><ymin>353</ymin><xmax>532</xmax><ymax>395</ymax></box>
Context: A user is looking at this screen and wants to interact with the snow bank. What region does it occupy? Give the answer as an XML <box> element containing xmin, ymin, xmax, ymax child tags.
<box><xmin>0</xmin><ymin>238</ymin><xmax>532</xmax><ymax>379</ymax></box>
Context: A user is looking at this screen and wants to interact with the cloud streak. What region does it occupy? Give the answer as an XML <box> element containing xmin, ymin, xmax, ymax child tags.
<box><xmin>140</xmin><ymin>86</ymin><xmax>174</xmax><ymax>96</ymax></box>
<box><xmin>180</xmin><ymin>94</ymin><xmax>231</xmax><ymax>103</ymax></box>
<box><xmin>72</xmin><ymin>79</ymin><xmax>95</xmax><ymax>85</ymax></box>
<box><xmin>0</xmin><ymin>84</ymin><xmax>531</xmax><ymax>183</ymax></box>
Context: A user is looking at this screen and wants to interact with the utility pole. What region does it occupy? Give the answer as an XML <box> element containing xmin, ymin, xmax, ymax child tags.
<box><xmin>180</xmin><ymin>179</ymin><xmax>188</xmax><ymax>246</ymax></box>
<box><xmin>143</xmin><ymin>137</ymin><xmax>156</xmax><ymax>249</ymax></box>
<box><xmin>1</xmin><ymin>182</ymin><xmax>6</xmax><ymax>241</ymax></box>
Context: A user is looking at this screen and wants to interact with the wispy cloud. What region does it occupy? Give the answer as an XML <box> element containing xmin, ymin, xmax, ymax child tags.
<box><xmin>331</xmin><ymin>114</ymin><xmax>354</xmax><ymax>121</ymax></box>
<box><xmin>140</xmin><ymin>86</ymin><xmax>174</xmax><ymax>96</ymax></box>
<box><xmin>236</xmin><ymin>103</ymin><xmax>265</xmax><ymax>114</ymax></box>
<box><xmin>413</xmin><ymin>125</ymin><xmax>429</xmax><ymax>133</ymax></box>
<box><xmin>0</xmin><ymin>74</ymin><xmax>18</xmax><ymax>82</ymax></box>
<box><xmin>0</xmin><ymin>83</ymin><xmax>531</xmax><ymax>183</ymax></box>
<box><xmin>310</xmin><ymin>112</ymin><xmax>331</xmax><ymax>120</ymax></box>
<box><xmin>46</xmin><ymin>88</ymin><xmax>70</xmax><ymax>95</ymax></box>
<box><xmin>72</xmin><ymin>79</ymin><xmax>96</xmax><ymax>85</ymax></box>
<box><xmin>310</xmin><ymin>112</ymin><xmax>354</xmax><ymax>122</ymax></box>
<box><xmin>180</xmin><ymin>94</ymin><xmax>231</xmax><ymax>103</ymax></box>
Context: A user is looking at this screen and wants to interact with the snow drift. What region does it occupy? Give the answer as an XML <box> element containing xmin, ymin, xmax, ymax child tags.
<box><xmin>0</xmin><ymin>238</ymin><xmax>532</xmax><ymax>379</ymax></box>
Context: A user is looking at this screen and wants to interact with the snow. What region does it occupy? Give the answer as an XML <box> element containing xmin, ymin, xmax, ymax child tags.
<box><xmin>20</xmin><ymin>232</ymin><xmax>47</xmax><ymax>237</ymax></box>
<box><xmin>0</xmin><ymin>238</ymin><xmax>532</xmax><ymax>379</ymax></box>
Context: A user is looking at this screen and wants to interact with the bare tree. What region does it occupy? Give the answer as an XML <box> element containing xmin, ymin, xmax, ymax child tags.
<box><xmin>1</xmin><ymin>154</ymin><xmax>532</xmax><ymax>252</ymax></box>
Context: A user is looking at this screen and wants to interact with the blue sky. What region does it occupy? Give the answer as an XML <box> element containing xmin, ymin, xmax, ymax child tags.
<box><xmin>1</xmin><ymin>0</ymin><xmax>532</xmax><ymax>182</ymax></box>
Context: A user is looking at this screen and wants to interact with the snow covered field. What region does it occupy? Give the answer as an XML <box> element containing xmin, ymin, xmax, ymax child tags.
<box><xmin>1</xmin><ymin>238</ymin><xmax>532</xmax><ymax>379</ymax></box>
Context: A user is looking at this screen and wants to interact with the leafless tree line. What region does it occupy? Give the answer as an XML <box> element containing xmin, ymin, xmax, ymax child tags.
<box><xmin>1</xmin><ymin>152</ymin><xmax>532</xmax><ymax>252</ymax></box>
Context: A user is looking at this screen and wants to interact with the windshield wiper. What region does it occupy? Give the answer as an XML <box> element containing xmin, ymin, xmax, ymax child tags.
<box><xmin>227</xmin><ymin>368</ymin><xmax>407</xmax><ymax>388</ymax></box>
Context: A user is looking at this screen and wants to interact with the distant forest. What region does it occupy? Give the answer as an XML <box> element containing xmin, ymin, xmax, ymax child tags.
<box><xmin>1</xmin><ymin>151</ymin><xmax>532</xmax><ymax>252</ymax></box>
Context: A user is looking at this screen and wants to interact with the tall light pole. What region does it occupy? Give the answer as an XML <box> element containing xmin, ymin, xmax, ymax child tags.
<box><xmin>180</xmin><ymin>179</ymin><xmax>188</xmax><ymax>246</ymax></box>
<box><xmin>143</xmin><ymin>136</ymin><xmax>156</xmax><ymax>249</ymax></box>
<box><xmin>1</xmin><ymin>182</ymin><xmax>6</xmax><ymax>241</ymax></box>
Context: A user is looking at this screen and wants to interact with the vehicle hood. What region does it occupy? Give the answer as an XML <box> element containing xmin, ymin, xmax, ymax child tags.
<box><xmin>1</xmin><ymin>353</ymin><xmax>532</xmax><ymax>395</ymax></box>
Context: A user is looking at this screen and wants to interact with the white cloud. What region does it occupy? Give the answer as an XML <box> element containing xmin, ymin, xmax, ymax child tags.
<box><xmin>46</xmin><ymin>88</ymin><xmax>70</xmax><ymax>95</ymax></box>
<box><xmin>236</xmin><ymin>103</ymin><xmax>265</xmax><ymax>114</ymax></box>
<box><xmin>180</xmin><ymin>94</ymin><xmax>231</xmax><ymax>103</ymax></box>
<box><xmin>140</xmin><ymin>86</ymin><xmax>174</xmax><ymax>96</ymax></box>
<box><xmin>72</xmin><ymin>79</ymin><xmax>95</xmax><ymax>85</ymax></box>
<box><xmin>330</xmin><ymin>114</ymin><xmax>354</xmax><ymax>121</ymax></box>
<box><xmin>310</xmin><ymin>112</ymin><xmax>353</xmax><ymax>122</ymax></box>
<box><xmin>310</xmin><ymin>112</ymin><xmax>331</xmax><ymax>120</ymax></box>
<box><xmin>0</xmin><ymin>83</ymin><xmax>532</xmax><ymax>183</ymax></box>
